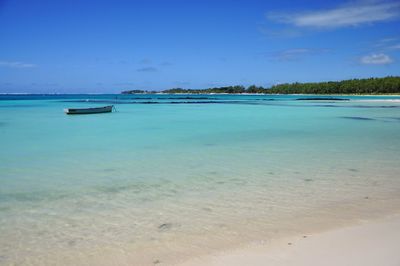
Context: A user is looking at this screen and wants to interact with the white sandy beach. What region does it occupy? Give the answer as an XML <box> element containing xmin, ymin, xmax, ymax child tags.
<box><xmin>180</xmin><ymin>214</ymin><xmax>400</xmax><ymax>266</ymax></box>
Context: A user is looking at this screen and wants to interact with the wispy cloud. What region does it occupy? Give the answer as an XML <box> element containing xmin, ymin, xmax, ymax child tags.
<box><xmin>267</xmin><ymin>1</ymin><xmax>400</xmax><ymax>29</ymax></box>
<box><xmin>359</xmin><ymin>53</ymin><xmax>394</xmax><ymax>64</ymax></box>
<box><xmin>369</xmin><ymin>36</ymin><xmax>400</xmax><ymax>51</ymax></box>
<box><xmin>136</xmin><ymin>67</ymin><xmax>158</xmax><ymax>72</ymax></box>
<box><xmin>388</xmin><ymin>44</ymin><xmax>400</xmax><ymax>50</ymax></box>
<box><xmin>271</xmin><ymin>48</ymin><xmax>330</xmax><ymax>61</ymax></box>
<box><xmin>376</xmin><ymin>37</ymin><xmax>398</xmax><ymax>44</ymax></box>
<box><xmin>372</xmin><ymin>37</ymin><xmax>399</xmax><ymax>49</ymax></box>
<box><xmin>259</xmin><ymin>25</ymin><xmax>303</xmax><ymax>38</ymax></box>
<box><xmin>0</xmin><ymin>61</ymin><xmax>37</xmax><ymax>68</ymax></box>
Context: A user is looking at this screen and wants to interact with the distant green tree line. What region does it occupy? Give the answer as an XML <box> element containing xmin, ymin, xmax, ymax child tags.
<box><xmin>268</xmin><ymin>76</ymin><xmax>400</xmax><ymax>94</ymax></box>
<box><xmin>121</xmin><ymin>76</ymin><xmax>400</xmax><ymax>94</ymax></box>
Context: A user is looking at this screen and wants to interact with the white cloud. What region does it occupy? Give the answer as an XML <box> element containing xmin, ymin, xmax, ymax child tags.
<box><xmin>0</xmin><ymin>61</ymin><xmax>37</xmax><ymax>68</ymax></box>
<box><xmin>359</xmin><ymin>53</ymin><xmax>394</xmax><ymax>64</ymax></box>
<box><xmin>258</xmin><ymin>25</ymin><xmax>303</xmax><ymax>38</ymax></box>
<box><xmin>272</xmin><ymin>48</ymin><xmax>329</xmax><ymax>61</ymax></box>
<box><xmin>372</xmin><ymin>37</ymin><xmax>399</xmax><ymax>48</ymax></box>
<box><xmin>388</xmin><ymin>44</ymin><xmax>400</xmax><ymax>50</ymax></box>
<box><xmin>267</xmin><ymin>1</ymin><xmax>400</xmax><ymax>29</ymax></box>
<box><xmin>377</xmin><ymin>37</ymin><xmax>398</xmax><ymax>44</ymax></box>
<box><xmin>274</xmin><ymin>48</ymin><xmax>311</xmax><ymax>60</ymax></box>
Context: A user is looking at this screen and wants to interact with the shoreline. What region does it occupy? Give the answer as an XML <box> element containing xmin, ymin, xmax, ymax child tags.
<box><xmin>2</xmin><ymin>93</ymin><xmax>400</xmax><ymax>96</ymax></box>
<box><xmin>179</xmin><ymin>213</ymin><xmax>400</xmax><ymax>266</ymax></box>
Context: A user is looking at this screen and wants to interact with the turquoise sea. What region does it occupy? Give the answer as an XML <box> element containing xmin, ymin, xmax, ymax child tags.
<box><xmin>1</xmin><ymin>94</ymin><xmax>400</xmax><ymax>265</ymax></box>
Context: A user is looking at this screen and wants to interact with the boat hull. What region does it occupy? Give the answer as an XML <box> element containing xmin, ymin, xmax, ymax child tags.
<box><xmin>64</xmin><ymin>105</ymin><xmax>113</xmax><ymax>115</ymax></box>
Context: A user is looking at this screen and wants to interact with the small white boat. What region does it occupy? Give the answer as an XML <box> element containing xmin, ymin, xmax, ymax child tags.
<box><xmin>64</xmin><ymin>105</ymin><xmax>113</xmax><ymax>115</ymax></box>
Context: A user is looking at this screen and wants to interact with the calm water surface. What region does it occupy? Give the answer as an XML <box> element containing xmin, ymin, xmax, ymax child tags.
<box><xmin>1</xmin><ymin>94</ymin><xmax>400</xmax><ymax>265</ymax></box>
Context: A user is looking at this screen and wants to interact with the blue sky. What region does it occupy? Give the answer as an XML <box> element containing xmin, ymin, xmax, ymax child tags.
<box><xmin>0</xmin><ymin>0</ymin><xmax>399</xmax><ymax>93</ymax></box>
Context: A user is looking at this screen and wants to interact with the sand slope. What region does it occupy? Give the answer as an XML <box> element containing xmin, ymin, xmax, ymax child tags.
<box><xmin>180</xmin><ymin>215</ymin><xmax>400</xmax><ymax>266</ymax></box>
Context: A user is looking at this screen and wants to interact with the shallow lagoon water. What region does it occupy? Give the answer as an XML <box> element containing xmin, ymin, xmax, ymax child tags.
<box><xmin>1</xmin><ymin>94</ymin><xmax>400</xmax><ymax>265</ymax></box>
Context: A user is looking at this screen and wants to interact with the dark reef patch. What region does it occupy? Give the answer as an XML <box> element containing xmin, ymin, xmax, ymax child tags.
<box><xmin>313</xmin><ymin>104</ymin><xmax>339</xmax><ymax>107</ymax></box>
<box><xmin>351</xmin><ymin>105</ymin><xmax>400</xmax><ymax>109</ymax></box>
<box><xmin>160</xmin><ymin>97</ymin><xmax>218</xmax><ymax>100</ymax></box>
<box><xmin>340</xmin><ymin>116</ymin><xmax>375</xmax><ymax>121</ymax></box>
<box><xmin>383</xmin><ymin>117</ymin><xmax>400</xmax><ymax>121</ymax></box>
<box><xmin>253</xmin><ymin>98</ymin><xmax>275</xmax><ymax>101</ymax></box>
<box><xmin>125</xmin><ymin>97</ymin><xmax>153</xmax><ymax>100</ymax></box>
<box><xmin>296</xmin><ymin>97</ymin><xmax>349</xmax><ymax>101</ymax></box>
<box><xmin>158</xmin><ymin>223</ymin><xmax>179</xmax><ymax>232</ymax></box>
<box><xmin>202</xmin><ymin>207</ymin><xmax>213</xmax><ymax>212</ymax></box>
<box><xmin>0</xmin><ymin>104</ymin><xmax>43</xmax><ymax>108</ymax></box>
<box><xmin>0</xmin><ymin>191</ymin><xmax>70</xmax><ymax>203</ymax></box>
<box><xmin>207</xmin><ymin>171</ymin><xmax>218</xmax><ymax>175</ymax></box>
<box><xmin>67</xmin><ymin>240</ymin><xmax>77</xmax><ymax>247</ymax></box>
<box><xmin>60</xmin><ymin>100</ymin><xmax>245</xmax><ymax>105</ymax></box>
<box><xmin>204</xmin><ymin>143</ymin><xmax>217</xmax><ymax>146</ymax></box>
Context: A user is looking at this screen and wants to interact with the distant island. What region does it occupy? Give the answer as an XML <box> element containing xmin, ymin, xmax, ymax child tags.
<box><xmin>121</xmin><ymin>76</ymin><xmax>400</xmax><ymax>95</ymax></box>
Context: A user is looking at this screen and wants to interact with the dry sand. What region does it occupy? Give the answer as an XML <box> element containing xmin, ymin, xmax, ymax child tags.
<box><xmin>179</xmin><ymin>214</ymin><xmax>400</xmax><ymax>266</ymax></box>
